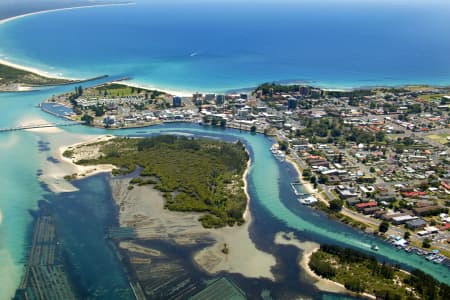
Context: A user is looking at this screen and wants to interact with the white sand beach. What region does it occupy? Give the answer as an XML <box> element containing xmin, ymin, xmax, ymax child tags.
<box><xmin>116</xmin><ymin>81</ymin><xmax>194</xmax><ymax>97</ymax></box>
<box><xmin>0</xmin><ymin>3</ymin><xmax>134</xmax><ymax>26</ymax></box>
<box><xmin>57</xmin><ymin>135</ymin><xmax>116</xmax><ymax>176</ymax></box>
<box><xmin>0</xmin><ymin>58</ymin><xmax>77</xmax><ymax>81</ymax></box>
<box><xmin>274</xmin><ymin>232</ymin><xmax>349</xmax><ymax>294</ymax></box>
<box><xmin>39</xmin><ymin>133</ymin><xmax>115</xmax><ymax>193</ymax></box>
<box><xmin>275</xmin><ymin>232</ymin><xmax>376</xmax><ymax>299</ymax></box>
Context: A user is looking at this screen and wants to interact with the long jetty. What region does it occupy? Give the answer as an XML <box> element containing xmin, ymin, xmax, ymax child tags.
<box><xmin>0</xmin><ymin>121</ymin><xmax>83</xmax><ymax>133</ymax></box>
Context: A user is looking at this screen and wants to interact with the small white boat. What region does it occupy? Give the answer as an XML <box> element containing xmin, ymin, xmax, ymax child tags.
<box><xmin>298</xmin><ymin>195</ymin><xmax>318</xmax><ymax>205</ymax></box>
<box><xmin>371</xmin><ymin>244</ymin><xmax>379</xmax><ymax>251</ymax></box>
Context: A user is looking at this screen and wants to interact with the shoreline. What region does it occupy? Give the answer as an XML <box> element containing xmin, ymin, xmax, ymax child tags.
<box><xmin>57</xmin><ymin>135</ymin><xmax>117</xmax><ymax>178</ymax></box>
<box><xmin>301</xmin><ymin>246</ymin><xmax>376</xmax><ymax>299</ymax></box>
<box><xmin>0</xmin><ymin>3</ymin><xmax>136</xmax><ymax>25</ymax></box>
<box><xmin>1</xmin><ymin>3</ymin><xmax>450</xmax><ymax>95</ymax></box>
<box><xmin>285</xmin><ymin>156</ymin><xmax>329</xmax><ymax>204</ymax></box>
<box><xmin>242</xmin><ymin>150</ymin><xmax>252</xmax><ymax>221</ymax></box>
<box><xmin>275</xmin><ymin>232</ymin><xmax>376</xmax><ymax>299</ymax></box>
<box><xmin>116</xmin><ymin>81</ymin><xmax>194</xmax><ymax>98</ymax></box>
<box><xmin>39</xmin><ymin>134</ymin><xmax>117</xmax><ymax>193</ymax></box>
<box><xmin>49</xmin><ymin>135</ymin><xmax>276</xmax><ymax>280</ymax></box>
<box><xmin>0</xmin><ymin>58</ymin><xmax>79</xmax><ymax>81</ymax></box>
<box><xmin>192</xmin><ymin>151</ymin><xmax>276</xmax><ymax>280</ymax></box>
<box><xmin>0</xmin><ymin>2</ymin><xmax>136</xmax><ymax>81</ymax></box>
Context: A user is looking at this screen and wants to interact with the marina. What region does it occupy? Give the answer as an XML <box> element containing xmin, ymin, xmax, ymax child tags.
<box><xmin>385</xmin><ymin>235</ymin><xmax>450</xmax><ymax>267</ymax></box>
<box><xmin>290</xmin><ymin>182</ymin><xmax>310</xmax><ymax>197</ymax></box>
<box><xmin>270</xmin><ymin>144</ymin><xmax>286</xmax><ymax>162</ymax></box>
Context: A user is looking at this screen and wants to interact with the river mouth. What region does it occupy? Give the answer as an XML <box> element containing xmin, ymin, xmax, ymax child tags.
<box><xmin>35</xmin><ymin>125</ymin><xmax>449</xmax><ymax>295</ymax></box>
<box><xmin>34</xmin><ymin>129</ymin><xmax>366</xmax><ymax>299</ymax></box>
<box><xmin>4</xmin><ymin>122</ymin><xmax>449</xmax><ymax>299</ymax></box>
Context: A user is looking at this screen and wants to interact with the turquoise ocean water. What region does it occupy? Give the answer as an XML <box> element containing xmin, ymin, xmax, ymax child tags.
<box><xmin>1</xmin><ymin>0</ymin><xmax>450</xmax><ymax>92</ymax></box>
<box><xmin>1</xmin><ymin>1</ymin><xmax>450</xmax><ymax>299</ymax></box>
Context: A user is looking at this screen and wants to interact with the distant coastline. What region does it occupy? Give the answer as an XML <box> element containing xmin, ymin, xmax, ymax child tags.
<box><xmin>0</xmin><ymin>1</ymin><xmax>135</xmax><ymax>82</ymax></box>
<box><xmin>1</xmin><ymin>1</ymin><xmax>450</xmax><ymax>96</ymax></box>
<box><xmin>0</xmin><ymin>2</ymin><xmax>136</xmax><ymax>25</ymax></box>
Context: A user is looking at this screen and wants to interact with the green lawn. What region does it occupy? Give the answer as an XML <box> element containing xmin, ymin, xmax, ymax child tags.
<box><xmin>427</xmin><ymin>134</ymin><xmax>450</xmax><ymax>145</ymax></box>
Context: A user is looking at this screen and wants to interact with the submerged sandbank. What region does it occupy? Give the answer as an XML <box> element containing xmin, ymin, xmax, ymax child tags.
<box><xmin>46</xmin><ymin>134</ymin><xmax>276</xmax><ymax>280</ymax></box>
<box><xmin>110</xmin><ymin>157</ymin><xmax>276</xmax><ymax>280</ymax></box>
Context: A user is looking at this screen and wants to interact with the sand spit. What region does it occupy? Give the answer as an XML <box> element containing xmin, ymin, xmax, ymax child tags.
<box><xmin>58</xmin><ymin>135</ymin><xmax>116</xmax><ymax>176</ymax></box>
<box><xmin>39</xmin><ymin>134</ymin><xmax>115</xmax><ymax>193</ymax></box>
<box><xmin>18</xmin><ymin>116</ymin><xmax>64</xmax><ymax>134</ymax></box>
<box><xmin>275</xmin><ymin>232</ymin><xmax>376</xmax><ymax>299</ymax></box>
<box><xmin>275</xmin><ymin>232</ymin><xmax>348</xmax><ymax>294</ymax></box>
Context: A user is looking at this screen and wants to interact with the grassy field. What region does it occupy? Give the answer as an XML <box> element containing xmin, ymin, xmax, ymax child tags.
<box><xmin>0</xmin><ymin>63</ymin><xmax>72</xmax><ymax>87</ymax></box>
<box><xmin>417</xmin><ymin>93</ymin><xmax>448</xmax><ymax>102</ymax></box>
<box><xmin>427</xmin><ymin>134</ymin><xmax>450</xmax><ymax>145</ymax></box>
<box><xmin>93</xmin><ymin>83</ymin><xmax>165</xmax><ymax>98</ymax></box>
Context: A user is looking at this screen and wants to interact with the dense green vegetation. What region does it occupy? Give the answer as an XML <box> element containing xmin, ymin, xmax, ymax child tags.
<box><xmin>309</xmin><ymin>244</ymin><xmax>450</xmax><ymax>299</ymax></box>
<box><xmin>75</xmin><ymin>136</ymin><xmax>249</xmax><ymax>228</ymax></box>
<box><xmin>254</xmin><ymin>82</ymin><xmax>374</xmax><ymax>98</ymax></box>
<box><xmin>255</xmin><ymin>82</ymin><xmax>312</xmax><ymax>95</ymax></box>
<box><xmin>294</xmin><ymin>117</ymin><xmax>386</xmax><ymax>145</ymax></box>
<box><xmin>0</xmin><ymin>63</ymin><xmax>71</xmax><ymax>87</ymax></box>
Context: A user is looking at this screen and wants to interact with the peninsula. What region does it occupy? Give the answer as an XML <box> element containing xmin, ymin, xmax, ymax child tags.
<box><xmin>0</xmin><ymin>62</ymin><xmax>73</xmax><ymax>91</ymax></box>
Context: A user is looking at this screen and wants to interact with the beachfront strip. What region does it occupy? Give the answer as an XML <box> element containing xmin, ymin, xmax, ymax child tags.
<box><xmin>45</xmin><ymin>82</ymin><xmax>450</xmax><ymax>262</ymax></box>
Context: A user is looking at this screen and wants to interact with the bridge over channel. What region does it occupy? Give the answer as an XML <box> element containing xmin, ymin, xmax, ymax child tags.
<box><xmin>0</xmin><ymin>122</ymin><xmax>84</xmax><ymax>133</ymax></box>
